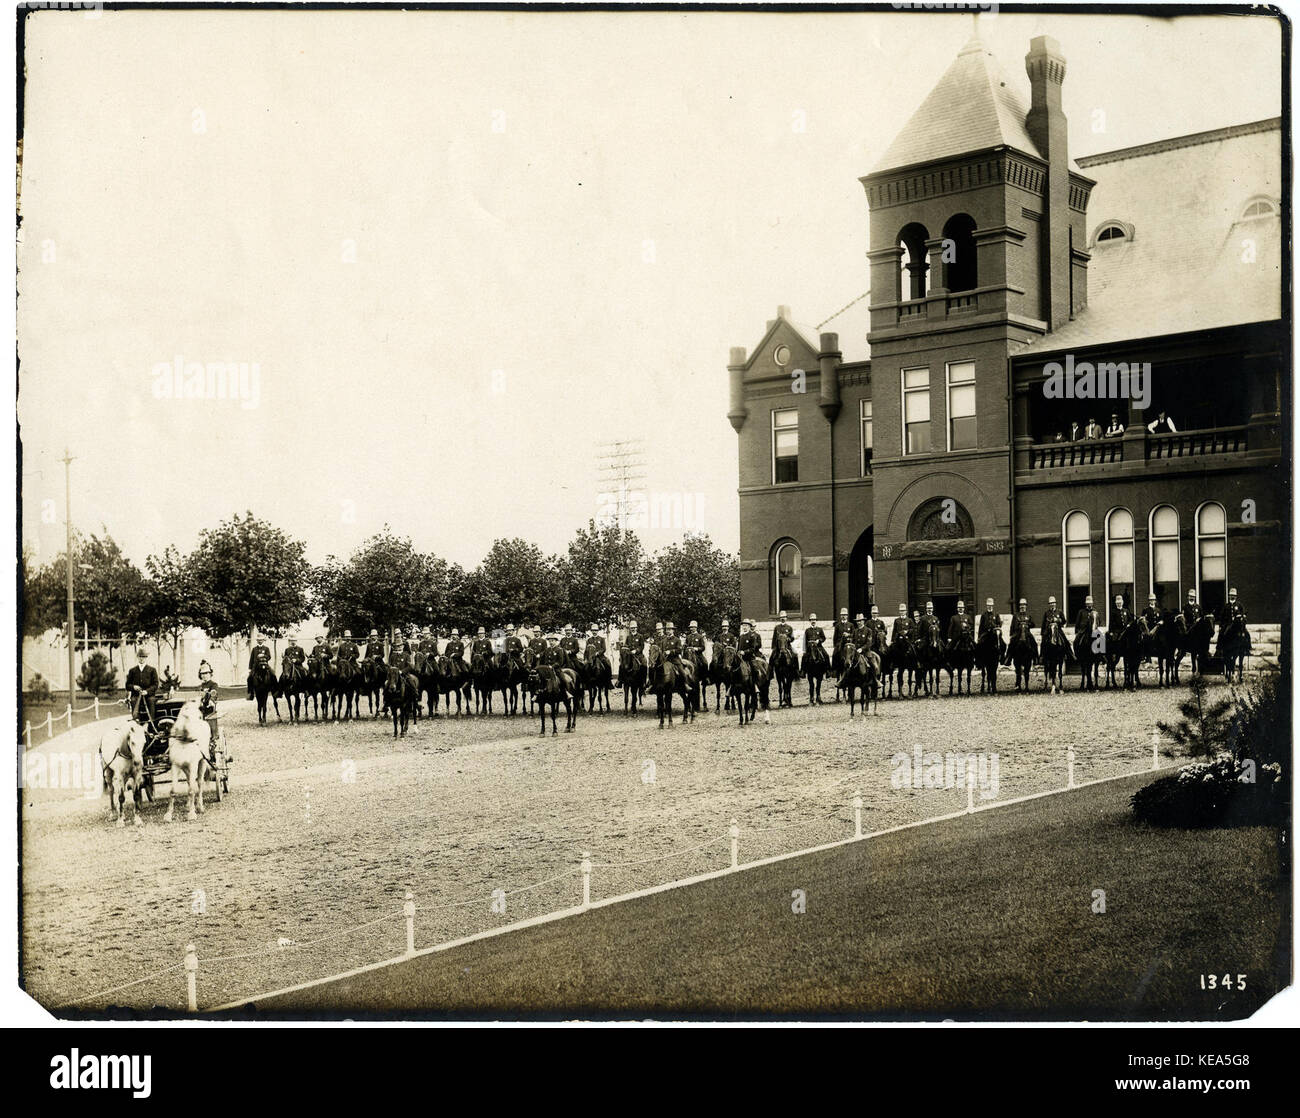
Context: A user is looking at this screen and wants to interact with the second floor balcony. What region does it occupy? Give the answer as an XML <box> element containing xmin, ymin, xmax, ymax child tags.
<box><xmin>1022</xmin><ymin>422</ymin><xmax>1270</xmax><ymax>475</ymax></box>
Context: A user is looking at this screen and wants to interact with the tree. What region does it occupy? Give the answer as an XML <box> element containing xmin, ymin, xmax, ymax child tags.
<box><xmin>473</xmin><ymin>539</ymin><xmax>565</xmax><ymax>629</ymax></box>
<box><xmin>559</xmin><ymin>520</ymin><xmax>647</xmax><ymax>629</ymax></box>
<box><xmin>185</xmin><ymin>513</ymin><xmax>311</xmax><ymax>639</ymax></box>
<box><xmin>141</xmin><ymin>545</ymin><xmax>204</xmax><ymax>668</ymax></box>
<box><xmin>21</xmin><ymin>533</ymin><xmax>148</xmax><ymax>642</ymax></box>
<box><xmin>1157</xmin><ymin>674</ymin><xmax>1235</xmax><ymax>760</ymax></box>
<box><xmin>76</xmin><ymin>651</ymin><xmax>118</xmax><ymax>696</ymax></box>
<box><xmin>21</xmin><ymin>544</ymin><xmax>62</xmax><ymax>638</ymax></box>
<box><xmin>312</xmin><ymin>529</ymin><xmax>437</xmax><ymax>638</ymax></box>
<box><xmin>643</xmin><ymin>533</ymin><xmax>740</xmax><ymax>634</ymax></box>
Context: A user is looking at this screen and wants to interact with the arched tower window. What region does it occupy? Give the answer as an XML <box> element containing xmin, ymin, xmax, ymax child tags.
<box><xmin>1149</xmin><ymin>505</ymin><xmax>1180</xmax><ymax>610</ymax></box>
<box><xmin>1062</xmin><ymin>510</ymin><xmax>1091</xmax><ymax>617</ymax></box>
<box><xmin>771</xmin><ymin>540</ymin><xmax>802</xmax><ymax>615</ymax></box>
<box><xmin>1104</xmin><ymin>507</ymin><xmax>1134</xmax><ymax>622</ymax></box>
<box><xmin>898</xmin><ymin>223</ymin><xmax>930</xmax><ymax>301</ymax></box>
<box><xmin>941</xmin><ymin>214</ymin><xmax>977</xmax><ymax>293</ymax></box>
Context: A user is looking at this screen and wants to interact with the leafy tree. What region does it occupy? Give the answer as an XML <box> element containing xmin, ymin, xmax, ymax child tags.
<box><xmin>473</xmin><ymin>538</ymin><xmax>565</xmax><ymax>630</ymax></box>
<box><xmin>643</xmin><ymin>533</ymin><xmax>740</xmax><ymax>634</ymax></box>
<box><xmin>559</xmin><ymin>520</ymin><xmax>646</xmax><ymax>629</ymax></box>
<box><xmin>21</xmin><ymin>545</ymin><xmax>62</xmax><ymax>638</ymax></box>
<box><xmin>185</xmin><ymin>513</ymin><xmax>311</xmax><ymax>639</ymax></box>
<box><xmin>312</xmin><ymin>528</ymin><xmax>443</xmax><ymax>638</ymax></box>
<box><xmin>1157</xmin><ymin>674</ymin><xmax>1235</xmax><ymax>759</ymax></box>
<box><xmin>141</xmin><ymin>545</ymin><xmax>204</xmax><ymax>666</ymax></box>
<box><xmin>22</xmin><ymin>533</ymin><xmax>148</xmax><ymax>641</ymax></box>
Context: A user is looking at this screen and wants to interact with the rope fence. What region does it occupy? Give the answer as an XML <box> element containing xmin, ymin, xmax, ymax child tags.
<box><xmin>42</xmin><ymin>733</ymin><xmax>1172</xmax><ymax>1014</ymax></box>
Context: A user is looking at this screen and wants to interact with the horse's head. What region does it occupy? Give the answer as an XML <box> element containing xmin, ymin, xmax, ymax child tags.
<box><xmin>123</xmin><ymin>721</ymin><xmax>147</xmax><ymax>765</ymax></box>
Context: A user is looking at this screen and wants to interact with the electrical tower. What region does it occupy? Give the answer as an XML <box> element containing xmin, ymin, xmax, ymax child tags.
<box><xmin>594</xmin><ymin>439</ymin><xmax>647</xmax><ymax>532</ymax></box>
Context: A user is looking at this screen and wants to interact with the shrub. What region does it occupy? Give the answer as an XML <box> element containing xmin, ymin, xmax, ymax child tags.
<box><xmin>1157</xmin><ymin>674</ymin><xmax>1233</xmax><ymax>759</ymax></box>
<box><xmin>25</xmin><ymin>673</ymin><xmax>51</xmax><ymax>703</ymax></box>
<box><xmin>1132</xmin><ymin>754</ymin><xmax>1286</xmax><ymax>828</ymax></box>
<box><xmin>76</xmin><ymin>651</ymin><xmax>118</xmax><ymax>696</ymax></box>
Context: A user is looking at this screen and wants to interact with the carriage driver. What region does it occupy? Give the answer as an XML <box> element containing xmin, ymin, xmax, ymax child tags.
<box><xmin>196</xmin><ymin>661</ymin><xmax>225</xmax><ymax>762</ymax></box>
<box><xmin>127</xmin><ymin>647</ymin><xmax>160</xmax><ymax>727</ymax></box>
<box><xmin>246</xmin><ymin>637</ymin><xmax>272</xmax><ymax>701</ymax></box>
<box><xmin>713</xmin><ymin>618</ymin><xmax>737</xmax><ymax>650</ymax></box>
<box><xmin>683</xmin><ymin>621</ymin><xmax>706</xmax><ymax>657</ymax></box>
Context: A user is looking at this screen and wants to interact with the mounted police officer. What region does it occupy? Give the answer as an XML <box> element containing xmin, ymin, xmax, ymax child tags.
<box><xmin>1074</xmin><ymin>595</ymin><xmax>1100</xmax><ymax>642</ymax></box>
<box><xmin>683</xmin><ymin>621</ymin><xmax>706</xmax><ymax>658</ymax></box>
<box><xmin>833</xmin><ymin>607</ymin><xmax>852</xmax><ymax>653</ymax></box>
<box><xmin>282</xmin><ymin>635</ymin><xmax>306</xmax><ymax>676</ymax></box>
<box><xmin>868</xmin><ymin>604</ymin><xmax>888</xmax><ymax>654</ymax></box>
<box><xmin>647</xmin><ymin>622</ymin><xmax>665</xmax><ymax>664</ymax></box>
<box><xmin>978</xmin><ymin>598</ymin><xmax>1002</xmax><ymax>641</ymax></box>
<box><xmin>772</xmin><ymin>610</ymin><xmax>794</xmax><ymax>648</ymax></box>
<box><xmin>738</xmin><ymin>619</ymin><xmax>762</xmax><ymax>661</ymax></box>
<box><xmin>444</xmin><ymin>628</ymin><xmax>466</xmax><ymax>663</ymax></box>
<box><xmin>310</xmin><ymin>633</ymin><xmax>332</xmax><ymax>666</ymax></box>
<box><xmin>526</xmin><ymin>625</ymin><xmax>548</xmax><ymax>661</ymax></box>
<box><xmin>364</xmin><ymin>629</ymin><xmax>385</xmax><ymax>662</ymax></box>
<box><xmin>660</xmin><ymin>621</ymin><xmax>683</xmax><ymax>664</ymax></box>
<box><xmin>1041</xmin><ymin>595</ymin><xmax>1066</xmax><ymax>635</ymax></box>
<box><xmin>247</xmin><ymin>636</ymin><xmax>273</xmax><ymax>700</ymax></box>
<box><xmin>1008</xmin><ymin>599</ymin><xmax>1034</xmax><ymax>662</ymax></box>
<box><xmin>947</xmin><ymin>600</ymin><xmax>974</xmax><ymax>645</ymax></box>
<box><xmin>557</xmin><ymin>625</ymin><xmax>580</xmax><ymax>665</ymax></box>
<box><xmin>540</xmin><ymin>632</ymin><xmax>566</xmax><ymax>667</ymax></box>
<box><xmin>714</xmin><ymin>618</ymin><xmax>737</xmax><ymax>650</ymax></box>
<box><xmin>1136</xmin><ymin>593</ymin><xmax>1161</xmax><ymax>662</ymax></box>
<box><xmin>804</xmin><ymin>613</ymin><xmax>827</xmax><ymax>653</ymax></box>
<box><xmin>621</xmin><ymin>621</ymin><xmax>645</xmax><ymax>656</ymax></box>
<box><xmin>891</xmin><ymin>603</ymin><xmax>913</xmax><ymax>645</ymax></box>
<box><xmin>471</xmin><ymin>626</ymin><xmax>494</xmax><ymax>663</ymax></box>
<box><xmin>388</xmin><ymin>634</ymin><xmax>412</xmax><ymax>672</ymax></box>
<box><xmin>919</xmin><ymin>600</ymin><xmax>942</xmax><ymax>644</ymax></box>
<box><xmin>336</xmin><ymin>629</ymin><xmax>359</xmax><ymax>664</ymax></box>
<box><xmin>1181</xmin><ymin>589</ymin><xmax>1202</xmax><ymax>627</ymax></box>
<box><xmin>584</xmin><ymin>624</ymin><xmax>607</xmax><ymax>663</ymax></box>
<box><xmin>503</xmin><ymin>624</ymin><xmax>525</xmax><ymax>663</ymax></box>
<box><xmin>1215</xmin><ymin>587</ymin><xmax>1250</xmax><ymax>657</ymax></box>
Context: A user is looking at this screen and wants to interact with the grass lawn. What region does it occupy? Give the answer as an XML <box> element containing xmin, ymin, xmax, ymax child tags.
<box><xmin>239</xmin><ymin>770</ymin><xmax>1290</xmax><ymax>1020</ymax></box>
<box><xmin>21</xmin><ymin>685</ymin><xmax>246</xmax><ymax>745</ymax></box>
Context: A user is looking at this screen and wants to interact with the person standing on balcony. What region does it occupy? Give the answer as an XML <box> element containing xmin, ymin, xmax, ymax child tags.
<box><xmin>1068</xmin><ymin>420</ymin><xmax>1082</xmax><ymax>441</ymax></box>
<box><xmin>1105</xmin><ymin>412</ymin><xmax>1125</xmax><ymax>437</ymax></box>
<box><xmin>1084</xmin><ymin>416</ymin><xmax>1102</xmax><ymax>439</ymax></box>
<box><xmin>1147</xmin><ymin>410</ymin><xmax>1177</xmax><ymax>434</ymax></box>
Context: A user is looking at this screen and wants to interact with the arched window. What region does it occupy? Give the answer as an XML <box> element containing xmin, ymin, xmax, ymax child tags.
<box><xmin>941</xmin><ymin>214</ymin><xmax>978</xmax><ymax>293</ymax></box>
<box><xmin>898</xmin><ymin>223</ymin><xmax>930</xmax><ymax>301</ymax></box>
<box><xmin>1195</xmin><ymin>502</ymin><xmax>1227</xmax><ymax>615</ymax></box>
<box><xmin>771</xmin><ymin>540</ymin><xmax>802</xmax><ymax>615</ymax></box>
<box><xmin>1096</xmin><ymin>223</ymin><xmax>1127</xmax><ymax>241</ymax></box>
<box><xmin>1062</xmin><ymin>510</ymin><xmax>1091</xmax><ymax>617</ymax></box>
<box><xmin>1149</xmin><ymin>505</ymin><xmax>1180</xmax><ymax>610</ymax></box>
<box><xmin>1241</xmin><ymin>197</ymin><xmax>1278</xmax><ymax>220</ymax></box>
<box><xmin>1105</xmin><ymin>508</ymin><xmax>1134</xmax><ymax>623</ymax></box>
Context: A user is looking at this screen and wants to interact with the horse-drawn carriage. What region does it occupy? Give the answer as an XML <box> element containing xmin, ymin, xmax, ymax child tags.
<box><xmin>130</xmin><ymin>690</ymin><xmax>232</xmax><ymax>802</ymax></box>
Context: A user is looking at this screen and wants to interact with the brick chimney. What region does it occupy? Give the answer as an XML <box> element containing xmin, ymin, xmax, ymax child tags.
<box><xmin>1025</xmin><ymin>35</ymin><xmax>1071</xmax><ymax>331</ymax></box>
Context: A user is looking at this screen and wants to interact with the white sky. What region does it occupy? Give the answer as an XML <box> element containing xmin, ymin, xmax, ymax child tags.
<box><xmin>16</xmin><ymin>7</ymin><xmax>1282</xmax><ymax>570</ymax></box>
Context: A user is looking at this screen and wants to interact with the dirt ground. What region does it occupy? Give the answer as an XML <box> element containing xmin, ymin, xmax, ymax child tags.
<box><xmin>21</xmin><ymin>679</ymin><xmax>1201</xmax><ymax>1013</ymax></box>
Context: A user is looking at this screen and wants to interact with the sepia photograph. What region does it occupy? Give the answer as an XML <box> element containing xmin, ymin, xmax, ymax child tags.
<box><xmin>10</xmin><ymin>0</ymin><xmax>1292</xmax><ymax>1050</ymax></box>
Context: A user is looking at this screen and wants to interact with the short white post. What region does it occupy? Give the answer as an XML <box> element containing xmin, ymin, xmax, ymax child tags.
<box><xmin>1066</xmin><ymin>746</ymin><xmax>1076</xmax><ymax>789</ymax></box>
<box><xmin>65</xmin><ymin>704</ymin><xmax>73</xmax><ymax>728</ymax></box>
<box><xmin>184</xmin><ymin>943</ymin><xmax>198</xmax><ymax>1012</ymax></box>
<box><xmin>94</xmin><ymin>696</ymin><xmax>100</xmax><ymax>720</ymax></box>
<box><xmin>966</xmin><ymin>769</ymin><xmax>976</xmax><ymax>814</ymax></box>
<box><xmin>23</xmin><ymin>722</ymin><xmax>31</xmax><ymax>749</ymax></box>
<box><xmin>44</xmin><ymin>712</ymin><xmax>53</xmax><ymax>739</ymax></box>
<box><xmin>403</xmin><ymin>891</ymin><xmax>415</xmax><ymax>956</ymax></box>
<box><xmin>853</xmin><ymin>792</ymin><xmax>863</xmax><ymax>838</ymax></box>
<box><xmin>729</xmin><ymin>818</ymin><xmax>739</xmax><ymax>869</ymax></box>
<box><xmin>580</xmin><ymin>852</ymin><xmax>591</xmax><ymax>909</ymax></box>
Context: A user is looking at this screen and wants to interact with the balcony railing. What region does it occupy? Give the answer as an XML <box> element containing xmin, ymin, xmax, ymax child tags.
<box><xmin>1028</xmin><ymin>425</ymin><xmax>1250</xmax><ymax>471</ymax></box>
<box><xmin>1030</xmin><ymin>438</ymin><xmax>1123</xmax><ymax>469</ymax></box>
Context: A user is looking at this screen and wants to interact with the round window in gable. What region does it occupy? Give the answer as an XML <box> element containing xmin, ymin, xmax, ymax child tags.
<box><xmin>1095</xmin><ymin>222</ymin><xmax>1129</xmax><ymax>244</ymax></box>
<box><xmin>773</xmin><ymin>344</ymin><xmax>791</xmax><ymax>367</ymax></box>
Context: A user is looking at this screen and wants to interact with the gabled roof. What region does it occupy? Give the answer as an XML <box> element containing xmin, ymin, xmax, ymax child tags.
<box><xmin>1017</xmin><ymin>118</ymin><xmax>1282</xmax><ymax>356</ymax></box>
<box><xmin>871</xmin><ymin>35</ymin><xmax>1045</xmax><ymax>175</ymax></box>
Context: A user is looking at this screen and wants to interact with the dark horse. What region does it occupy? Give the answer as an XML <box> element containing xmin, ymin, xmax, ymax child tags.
<box><xmin>717</xmin><ymin>645</ymin><xmax>756</xmax><ymax>726</ymax></box>
<box><xmin>1218</xmin><ymin>615</ymin><xmax>1251</xmax><ymax>683</ymax></box>
<box><xmin>471</xmin><ymin>653</ymin><xmax>496</xmax><ymax>715</ymax></box>
<box><xmin>619</xmin><ymin>648</ymin><xmax>647</xmax><ymax>715</ymax></box>
<box><xmin>1114</xmin><ymin>617</ymin><xmax>1145</xmax><ymax>690</ymax></box>
<box><xmin>583</xmin><ymin>651</ymin><xmax>614</xmax><ymax>713</ymax></box>
<box><xmin>250</xmin><ymin>662</ymin><xmax>281</xmax><ymax>725</ymax></box>
<box><xmin>770</xmin><ymin>634</ymin><xmax>800</xmax><ymax>709</ymax></box>
<box><xmin>331</xmin><ymin>657</ymin><xmax>361</xmax><ymax>721</ymax></box>
<box><xmin>280</xmin><ymin>659</ymin><xmax>307</xmax><ymax>723</ymax></box>
<box><xmin>1073</xmin><ymin>627</ymin><xmax>1103</xmax><ymax>692</ymax></box>
<box><xmin>305</xmin><ymin>653</ymin><xmax>330</xmax><ymax>720</ymax></box>
<box><xmin>884</xmin><ymin>634</ymin><xmax>918</xmax><ymax>699</ymax></box>
<box><xmin>916</xmin><ymin>626</ymin><xmax>945</xmax><ymax>698</ymax></box>
<box><xmin>840</xmin><ymin>648</ymin><xmax>880</xmax><ymax>716</ymax></box>
<box><xmin>1040</xmin><ymin>618</ymin><xmax>1070</xmax><ymax>694</ymax></box>
<box><xmin>944</xmin><ymin>630</ymin><xmax>976</xmax><ymax>696</ymax></box>
<box><xmin>1184</xmin><ymin>614</ymin><xmax>1215</xmax><ymax>676</ymax></box>
<box><xmin>1154</xmin><ymin>612</ymin><xmax>1184</xmax><ymax>686</ymax></box>
<box><xmin>495</xmin><ymin>653</ymin><xmax>526</xmax><ymax>716</ymax></box>
<box><xmin>528</xmin><ymin>664</ymin><xmax>577</xmax><ymax>735</ymax></box>
<box><xmin>436</xmin><ymin>655</ymin><xmax>472</xmax><ymax>716</ymax></box>
<box><xmin>975</xmin><ymin>627</ymin><xmax>1001</xmax><ymax>694</ymax></box>
<box><xmin>801</xmin><ymin>640</ymin><xmax>830</xmax><ymax>705</ymax></box>
<box><xmin>649</xmin><ymin>655</ymin><xmax>697</xmax><ymax>728</ymax></box>
<box><xmin>383</xmin><ymin>665</ymin><xmax>419</xmax><ymax>738</ymax></box>
<box><xmin>1007</xmin><ymin>621</ymin><xmax>1038</xmax><ymax>693</ymax></box>
<box><xmin>361</xmin><ymin>656</ymin><xmax>386</xmax><ymax>717</ymax></box>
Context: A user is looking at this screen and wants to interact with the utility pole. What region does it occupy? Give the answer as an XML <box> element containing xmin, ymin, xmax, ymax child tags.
<box><xmin>61</xmin><ymin>448</ymin><xmax>76</xmax><ymax>703</ymax></box>
<box><xmin>595</xmin><ymin>439</ymin><xmax>647</xmax><ymax>533</ymax></box>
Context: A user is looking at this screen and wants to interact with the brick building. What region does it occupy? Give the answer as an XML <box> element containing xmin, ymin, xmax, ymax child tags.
<box><xmin>728</xmin><ymin>33</ymin><xmax>1284</xmax><ymax>640</ymax></box>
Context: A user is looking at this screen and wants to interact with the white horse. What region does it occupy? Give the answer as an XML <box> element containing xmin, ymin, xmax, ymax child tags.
<box><xmin>163</xmin><ymin>701</ymin><xmax>211</xmax><ymax>822</ymax></box>
<box><xmin>98</xmin><ymin>721</ymin><xmax>149</xmax><ymax>827</ymax></box>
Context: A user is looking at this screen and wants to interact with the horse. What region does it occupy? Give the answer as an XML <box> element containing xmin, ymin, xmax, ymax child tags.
<box><xmin>527</xmin><ymin>664</ymin><xmax>576</xmax><ymax>735</ymax></box>
<box><xmin>383</xmin><ymin>666</ymin><xmax>419</xmax><ymax>738</ymax></box>
<box><xmin>1115</xmin><ymin>617</ymin><xmax>1145</xmax><ymax>689</ymax></box>
<box><xmin>682</xmin><ymin>648</ymin><xmax>709</xmax><ymax>715</ymax></box>
<box><xmin>495</xmin><ymin>653</ymin><xmax>526</xmax><ymax>716</ymax></box>
<box><xmin>1102</xmin><ymin>622</ymin><xmax>1126</xmax><ymax>690</ymax></box>
<box><xmin>840</xmin><ymin>648</ymin><xmax>881</xmax><ymax>716</ymax></box>
<box><xmin>770</xmin><ymin>634</ymin><xmax>800</xmax><ymax>709</ymax></box>
<box><xmin>619</xmin><ymin>648</ymin><xmax>647</xmax><ymax>715</ymax></box>
<box><xmin>886</xmin><ymin>633</ymin><xmax>918</xmax><ymax>699</ymax></box>
<box><xmin>1007</xmin><ymin>623</ymin><xmax>1038</xmax><ymax>693</ymax></box>
<box><xmin>1218</xmin><ymin>616</ymin><xmax>1251</xmax><ymax>683</ymax></box>
<box><xmin>362</xmin><ymin>656</ymin><xmax>387</xmax><ymax>716</ymax></box>
<box><xmin>303</xmin><ymin>654</ymin><xmax>331</xmax><ymax>720</ymax></box>
<box><xmin>745</xmin><ymin>652</ymin><xmax>773</xmax><ymax>724</ymax></box>
<box><xmin>975</xmin><ymin>627</ymin><xmax>1002</xmax><ymax>694</ymax></box>
<box><xmin>944</xmin><ymin>631</ymin><xmax>976</xmax><ymax>695</ymax></box>
<box><xmin>331</xmin><ymin>657</ymin><xmax>361</xmax><ymax>721</ymax></box>
<box><xmin>470</xmin><ymin>653</ymin><xmax>496</xmax><ymax>715</ymax></box>
<box><xmin>280</xmin><ymin>659</ymin><xmax>307</xmax><ymax>723</ymax></box>
<box><xmin>1040</xmin><ymin>618</ymin><xmax>1070</xmax><ymax>694</ymax></box>
<box><xmin>916</xmin><ymin>626</ymin><xmax>945</xmax><ymax>698</ymax></box>
<box><xmin>716</xmin><ymin>645</ymin><xmax>755</xmax><ymax>726</ymax></box>
<box><xmin>436</xmin><ymin>655</ymin><xmax>471</xmax><ymax>716</ymax></box>
<box><xmin>163</xmin><ymin>701</ymin><xmax>213</xmax><ymax>822</ymax></box>
<box><xmin>801</xmin><ymin>640</ymin><xmax>830</xmax><ymax>705</ymax></box>
<box><xmin>1073</xmin><ymin>628</ymin><xmax>1103</xmax><ymax>692</ymax></box>
<box><xmin>99</xmin><ymin>720</ymin><xmax>148</xmax><ymax>827</ymax></box>
<box><xmin>249</xmin><ymin>662</ymin><xmax>281</xmax><ymax>724</ymax></box>
<box><xmin>1154</xmin><ymin>613</ymin><xmax>1185</xmax><ymax>686</ymax></box>
<box><xmin>649</xmin><ymin>655</ymin><xmax>697</xmax><ymax>728</ymax></box>
<box><xmin>1184</xmin><ymin>614</ymin><xmax>1215</xmax><ymax>675</ymax></box>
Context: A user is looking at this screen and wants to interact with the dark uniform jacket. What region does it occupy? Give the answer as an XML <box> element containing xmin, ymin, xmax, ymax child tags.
<box><xmin>977</xmin><ymin>610</ymin><xmax>1002</xmax><ymax>639</ymax></box>
<box><xmin>528</xmin><ymin>636</ymin><xmax>548</xmax><ymax>658</ymax></box>
<box><xmin>1216</xmin><ymin>601</ymin><xmax>1245</xmax><ymax>629</ymax></box>
<box><xmin>1041</xmin><ymin>608</ymin><xmax>1066</xmax><ymax>633</ymax></box>
<box><xmin>584</xmin><ymin>634</ymin><xmax>607</xmax><ymax>660</ymax></box>
<box><xmin>804</xmin><ymin>625</ymin><xmax>826</xmax><ymax>649</ymax></box>
<box><xmin>471</xmin><ymin>637</ymin><xmax>495</xmax><ymax>661</ymax></box>
<box><xmin>309</xmin><ymin>642</ymin><xmax>331</xmax><ymax>663</ymax></box>
<box><xmin>660</xmin><ymin>633</ymin><xmax>683</xmax><ymax>659</ymax></box>
<box><xmin>771</xmin><ymin>622</ymin><xmax>794</xmax><ymax>647</ymax></box>
<box><xmin>1181</xmin><ymin>603</ymin><xmax>1202</xmax><ymax>626</ymax></box>
<box><xmin>336</xmin><ymin>639</ymin><xmax>359</xmax><ymax>662</ymax></box>
<box><xmin>1074</xmin><ymin>608</ymin><xmax>1100</xmax><ymax>637</ymax></box>
<box><xmin>869</xmin><ymin>619</ymin><xmax>888</xmax><ymax>651</ymax></box>
<box><xmin>503</xmin><ymin>635</ymin><xmax>524</xmax><ymax>658</ymax></box>
<box><xmin>918</xmin><ymin>614</ymin><xmax>942</xmax><ymax>641</ymax></box>
<box><xmin>559</xmin><ymin>635</ymin><xmax>581</xmax><ymax>661</ymax></box>
<box><xmin>388</xmin><ymin>645</ymin><xmax>411</xmax><ymax>671</ymax></box>
<box><xmin>890</xmin><ymin>617</ymin><xmax>913</xmax><ymax>643</ymax></box>
<box><xmin>738</xmin><ymin>631</ymin><xmax>762</xmax><ymax>657</ymax></box>
<box><xmin>947</xmin><ymin>613</ymin><xmax>974</xmax><ymax>643</ymax></box>
<box><xmin>364</xmin><ymin>639</ymin><xmax>385</xmax><ymax>661</ymax></box>
<box><xmin>418</xmin><ymin>636</ymin><xmax>438</xmax><ymax>657</ymax></box>
<box><xmin>443</xmin><ymin>639</ymin><xmax>465</xmax><ymax>661</ymax></box>
<box><xmin>682</xmin><ymin>630</ymin><xmax>706</xmax><ymax>654</ymax></box>
<box><xmin>540</xmin><ymin>643</ymin><xmax>566</xmax><ymax>667</ymax></box>
<box><xmin>1138</xmin><ymin>607</ymin><xmax>1160</xmax><ymax>631</ymax></box>
<box><xmin>713</xmin><ymin>629</ymin><xmax>737</xmax><ymax>650</ymax></box>
<box><xmin>126</xmin><ymin>664</ymin><xmax>160</xmax><ymax>694</ymax></box>
<box><xmin>248</xmin><ymin>645</ymin><xmax>273</xmax><ymax>671</ymax></box>
<box><xmin>282</xmin><ymin>645</ymin><xmax>306</xmax><ymax>670</ymax></box>
<box><xmin>1009</xmin><ymin>613</ymin><xmax>1034</xmax><ymax>640</ymax></box>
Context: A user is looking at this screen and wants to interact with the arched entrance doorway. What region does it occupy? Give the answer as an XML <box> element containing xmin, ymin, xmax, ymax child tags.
<box><xmin>906</xmin><ymin>499</ymin><xmax>975</xmax><ymax>630</ymax></box>
<box><xmin>848</xmin><ymin>527</ymin><xmax>873</xmax><ymax>620</ymax></box>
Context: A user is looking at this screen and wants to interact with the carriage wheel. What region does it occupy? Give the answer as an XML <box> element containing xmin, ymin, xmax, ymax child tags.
<box><xmin>212</xmin><ymin>762</ymin><xmax>224</xmax><ymax>801</ymax></box>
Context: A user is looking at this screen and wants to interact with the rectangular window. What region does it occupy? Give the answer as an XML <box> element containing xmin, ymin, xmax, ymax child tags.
<box><xmin>860</xmin><ymin>399</ymin><xmax>873</xmax><ymax>475</ymax></box>
<box><xmin>1199</xmin><ymin>537</ymin><xmax>1226</xmax><ymax>613</ymax></box>
<box><xmin>772</xmin><ymin>408</ymin><xmax>798</xmax><ymax>484</ymax></box>
<box><xmin>902</xmin><ymin>368</ymin><xmax>930</xmax><ymax>455</ymax></box>
<box><xmin>947</xmin><ymin>361</ymin><xmax>977</xmax><ymax>450</ymax></box>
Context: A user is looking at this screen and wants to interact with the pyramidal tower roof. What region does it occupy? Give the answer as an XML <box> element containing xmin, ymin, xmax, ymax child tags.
<box><xmin>871</xmin><ymin>35</ymin><xmax>1045</xmax><ymax>174</ymax></box>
